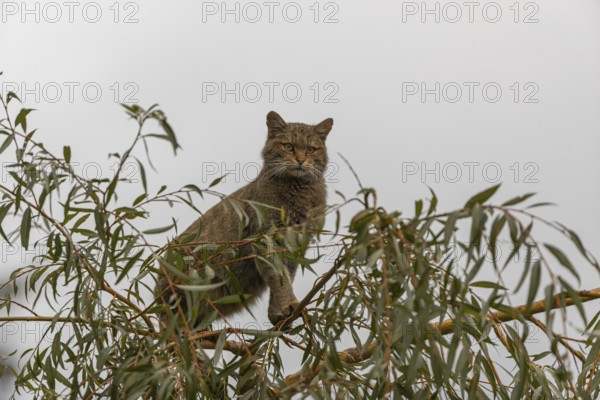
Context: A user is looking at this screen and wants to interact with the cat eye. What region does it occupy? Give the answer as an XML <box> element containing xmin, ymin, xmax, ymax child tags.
<box><xmin>283</xmin><ymin>143</ymin><xmax>294</xmax><ymax>151</ymax></box>
<box><xmin>306</xmin><ymin>147</ymin><xmax>317</xmax><ymax>154</ymax></box>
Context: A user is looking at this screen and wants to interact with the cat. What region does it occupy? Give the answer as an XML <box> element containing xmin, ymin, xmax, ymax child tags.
<box><xmin>156</xmin><ymin>111</ymin><xmax>333</xmax><ymax>327</ymax></box>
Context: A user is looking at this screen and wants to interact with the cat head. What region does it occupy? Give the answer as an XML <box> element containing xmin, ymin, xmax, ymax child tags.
<box><xmin>261</xmin><ymin>111</ymin><xmax>333</xmax><ymax>182</ymax></box>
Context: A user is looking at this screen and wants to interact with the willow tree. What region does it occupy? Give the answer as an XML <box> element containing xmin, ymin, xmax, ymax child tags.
<box><xmin>0</xmin><ymin>77</ymin><xmax>599</xmax><ymax>399</ymax></box>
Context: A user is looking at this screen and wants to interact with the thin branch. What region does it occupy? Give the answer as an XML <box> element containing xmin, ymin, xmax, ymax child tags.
<box><xmin>527</xmin><ymin>315</ymin><xmax>585</xmax><ymax>362</ymax></box>
<box><xmin>0</xmin><ymin>297</ymin><xmax>39</xmax><ymax>316</ymax></box>
<box><xmin>277</xmin><ymin>251</ymin><xmax>349</xmax><ymax>330</ymax></box>
<box><xmin>337</xmin><ymin>152</ymin><xmax>363</xmax><ymax>190</ymax></box>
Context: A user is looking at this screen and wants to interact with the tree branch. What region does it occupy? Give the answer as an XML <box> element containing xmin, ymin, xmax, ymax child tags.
<box><xmin>281</xmin><ymin>286</ymin><xmax>600</xmax><ymax>391</ymax></box>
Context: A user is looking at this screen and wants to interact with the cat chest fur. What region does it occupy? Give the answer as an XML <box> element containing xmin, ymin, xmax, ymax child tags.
<box><xmin>251</xmin><ymin>178</ymin><xmax>326</xmax><ymax>226</ymax></box>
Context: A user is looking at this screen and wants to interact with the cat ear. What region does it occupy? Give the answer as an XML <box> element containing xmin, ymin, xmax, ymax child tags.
<box><xmin>315</xmin><ymin>118</ymin><xmax>334</xmax><ymax>139</ymax></box>
<box><xmin>266</xmin><ymin>111</ymin><xmax>287</xmax><ymax>138</ymax></box>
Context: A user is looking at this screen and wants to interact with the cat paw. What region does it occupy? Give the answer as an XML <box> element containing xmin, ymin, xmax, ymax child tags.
<box><xmin>268</xmin><ymin>300</ymin><xmax>300</xmax><ymax>326</ymax></box>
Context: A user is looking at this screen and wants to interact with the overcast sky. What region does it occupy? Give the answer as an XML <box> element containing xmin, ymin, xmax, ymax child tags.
<box><xmin>1</xmin><ymin>0</ymin><xmax>600</xmax><ymax>397</ymax></box>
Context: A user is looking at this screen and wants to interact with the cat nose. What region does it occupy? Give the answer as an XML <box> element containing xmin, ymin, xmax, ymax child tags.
<box><xmin>296</xmin><ymin>157</ymin><xmax>306</xmax><ymax>165</ymax></box>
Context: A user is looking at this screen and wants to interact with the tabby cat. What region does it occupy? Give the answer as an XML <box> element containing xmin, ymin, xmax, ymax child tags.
<box><xmin>157</xmin><ymin>111</ymin><xmax>334</xmax><ymax>326</ymax></box>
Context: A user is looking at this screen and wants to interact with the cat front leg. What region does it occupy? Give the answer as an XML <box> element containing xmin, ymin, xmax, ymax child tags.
<box><xmin>268</xmin><ymin>289</ymin><xmax>300</xmax><ymax>326</ymax></box>
<box><xmin>259</xmin><ymin>265</ymin><xmax>300</xmax><ymax>325</ymax></box>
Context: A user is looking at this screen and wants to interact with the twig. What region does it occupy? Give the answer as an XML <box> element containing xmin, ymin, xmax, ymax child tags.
<box><xmin>277</xmin><ymin>252</ymin><xmax>349</xmax><ymax>330</ymax></box>
<box><xmin>337</xmin><ymin>153</ymin><xmax>363</xmax><ymax>190</ymax></box>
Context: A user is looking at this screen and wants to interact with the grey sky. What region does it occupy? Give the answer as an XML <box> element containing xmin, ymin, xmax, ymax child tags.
<box><xmin>1</xmin><ymin>0</ymin><xmax>599</xmax><ymax>397</ymax></box>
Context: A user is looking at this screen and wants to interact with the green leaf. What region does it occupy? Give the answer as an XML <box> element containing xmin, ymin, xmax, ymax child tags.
<box><xmin>105</xmin><ymin>176</ymin><xmax>118</xmax><ymax>205</ymax></box>
<box><xmin>0</xmin><ymin>204</ymin><xmax>12</xmax><ymax>242</ymax></box>
<box><xmin>531</xmin><ymin>351</ymin><xmax>552</xmax><ymax>361</ymax></box>
<box><xmin>121</xmin><ymin>103</ymin><xmax>142</xmax><ymax>112</ymax></box>
<box><xmin>443</xmin><ymin>211</ymin><xmax>459</xmax><ymax>245</ymax></box>
<box><xmin>427</xmin><ymin>187</ymin><xmax>438</xmax><ymax>216</ymax></box>
<box><xmin>469</xmin><ymin>203</ymin><xmax>484</xmax><ymax>245</ymax></box>
<box><xmin>63</xmin><ymin>145</ymin><xmax>71</xmax><ymax>163</ymax></box>
<box><xmin>134</xmin><ymin>156</ymin><xmax>147</xmax><ymax>193</ymax></box>
<box><xmin>470</xmin><ymin>281</ymin><xmax>507</xmax><ymax>290</ymax></box>
<box><xmin>212</xmin><ymin>294</ymin><xmax>252</xmax><ymax>305</ymax></box>
<box><xmin>544</xmin><ymin>243</ymin><xmax>579</xmax><ymax>282</ymax></box>
<box><xmin>20</xmin><ymin>207</ymin><xmax>32</xmax><ymax>249</ymax></box>
<box><xmin>558</xmin><ymin>223</ymin><xmax>599</xmax><ymax>269</ymax></box>
<box><xmin>124</xmin><ymin>363</ymin><xmax>153</xmax><ymax>373</ymax></box>
<box><xmin>176</xmin><ymin>281</ymin><xmax>227</xmax><ymax>292</ymax></box>
<box><xmin>183</xmin><ymin>184</ymin><xmax>203</xmax><ymax>199</ymax></box>
<box><xmin>71</xmin><ymin>214</ymin><xmax>90</xmax><ymax>231</ymax></box>
<box><xmin>94</xmin><ymin>209</ymin><xmax>106</xmax><ymax>242</ymax></box>
<box><xmin>209</xmin><ymin>176</ymin><xmax>226</xmax><ymax>188</ymax></box>
<box><xmin>159</xmin><ymin>120</ymin><xmax>180</xmax><ymax>154</ymax></box>
<box><xmin>73</xmin><ymin>228</ymin><xmax>98</xmax><ymax>238</ymax></box>
<box><xmin>559</xmin><ymin>277</ymin><xmax>586</xmax><ymax>323</ymax></box>
<box><xmin>501</xmin><ymin>193</ymin><xmax>535</xmax><ymax>207</ymax></box>
<box><xmin>489</xmin><ymin>215</ymin><xmax>506</xmax><ymax>262</ymax></box>
<box><xmin>507</xmin><ymin>215</ymin><xmax>519</xmax><ymax>243</ymax></box>
<box><xmin>143</xmin><ymin>223</ymin><xmax>175</xmax><ymax>235</ymax></box>
<box><xmin>7</xmin><ymin>91</ymin><xmax>21</xmax><ymax>104</ymax></box>
<box><xmin>526</xmin><ymin>202</ymin><xmax>555</xmax><ymax>209</ymax></box>
<box><xmin>14</xmin><ymin>108</ymin><xmax>34</xmax><ymax>132</ymax></box>
<box><xmin>132</xmin><ymin>193</ymin><xmax>147</xmax><ymax>206</ymax></box>
<box><xmin>414</xmin><ymin>199</ymin><xmax>423</xmax><ymax>217</ymax></box>
<box><xmin>526</xmin><ymin>261</ymin><xmax>541</xmax><ymax>310</ymax></box>
<box><xmin>116</xmin><ymin>250</ymin><xmax>144</xmax><ymax>284</ymax></box>
<box><xmin>464</xmin><ymin>184</ymin><xmax>501</xmax><ymax>208</ymax></box>
<box><xmin>0</xmin><ymin>134</ymin><xmax>13</xmax><ymax>155</ymax></box>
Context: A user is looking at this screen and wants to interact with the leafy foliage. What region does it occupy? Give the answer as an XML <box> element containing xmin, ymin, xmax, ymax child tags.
<box><xmin>1</xmin><ymin>75</ymin><xmax>600</xmax><ymax>399</ymax></box>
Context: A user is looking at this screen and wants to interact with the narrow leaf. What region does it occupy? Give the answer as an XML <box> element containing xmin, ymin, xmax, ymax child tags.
<box><xmin>20</xmin><ymin>207</ymin><xmax>32</xmax><ymax>249</ymax></box>
<box><xmin>464</xmin><ymin>184</ymin><xmax>501</xmax><ymax>208</ymax></box>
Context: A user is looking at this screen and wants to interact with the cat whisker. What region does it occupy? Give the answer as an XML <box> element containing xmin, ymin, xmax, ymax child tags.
<box><xmin>304</xmin><ymin>164</ymin><xmax>322</xmax><ymax>182</ymax></box>
<box><xmin>261</xmin><ymin>162</ymin><xmax>287</xmax><ymax>180</ymax></box>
